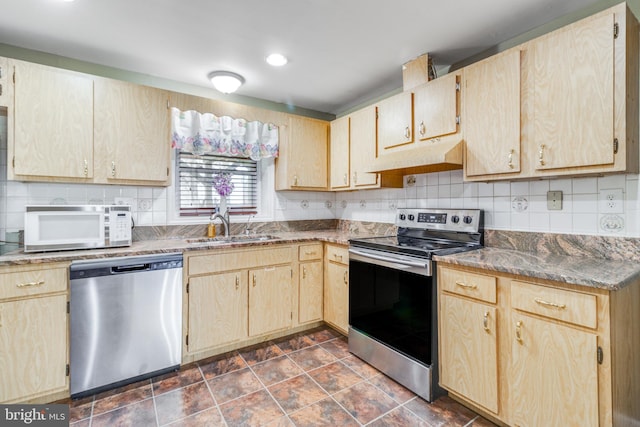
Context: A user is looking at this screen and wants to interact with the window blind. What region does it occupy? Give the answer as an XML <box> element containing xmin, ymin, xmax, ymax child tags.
<box><xmin>177</xmin><ymin>152</ymin><xmax>258</xmax><ymax>216</ymax></box>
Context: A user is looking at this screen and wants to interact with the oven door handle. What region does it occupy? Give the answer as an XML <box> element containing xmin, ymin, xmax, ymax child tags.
<box><xmin>349</xmin><ymin>248</ymin><xmax>430</xmax><ymax>275</ymax></box>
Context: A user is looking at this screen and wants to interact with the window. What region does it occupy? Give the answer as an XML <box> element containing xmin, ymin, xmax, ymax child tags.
<box><xmin>177</xmin><ymin>152</ymin><xmax>258</xmax><ymax>217</ymax></box>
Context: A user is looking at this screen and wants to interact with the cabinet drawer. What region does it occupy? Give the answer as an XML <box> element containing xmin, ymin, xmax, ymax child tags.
<box><xmin>440</xmin><ymin>267</ymin><xmax>497</xmax><ymax>304</ymax></box>
<box><xmin>299</xmin><ymin>243</ymin><xmax>323</xmax><ymax>261</ymax></box>
<box><xmin>189</xmin><ymin>246</ymin><xmax>293</xmax><ymax>276</ymax></box>
<box><xmin>511</xmin><ymin>281</ymin><xmax>597</xmax><ymax>329</ymax></box>
<box><xmin>325</xmin><ymin>244</ymin><xmax>348</xmax><ymax>265</ymax></box>
<box><xmin>0</xmin><ymin>265</ymin><xmax>68</xmax><ymax>300</ymax></box>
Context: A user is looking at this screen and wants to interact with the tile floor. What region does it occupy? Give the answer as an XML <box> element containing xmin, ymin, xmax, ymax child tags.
<box><xmin>64</xmin><ymin>326</ymin><xmax>497</xmax><ymax>427</ymax></box>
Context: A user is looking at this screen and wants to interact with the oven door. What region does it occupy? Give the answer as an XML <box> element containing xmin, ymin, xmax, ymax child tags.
<box><xmin>348</xmin><ymin>247</ymin><xmax>434</xmax><ymax>366</ymax></box>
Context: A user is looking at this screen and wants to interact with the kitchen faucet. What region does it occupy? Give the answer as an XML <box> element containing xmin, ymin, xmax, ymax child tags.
<box><xmin>210</xmin><ymin>209</ymin><xmax>230</xmax><ymax>237</ymax></box>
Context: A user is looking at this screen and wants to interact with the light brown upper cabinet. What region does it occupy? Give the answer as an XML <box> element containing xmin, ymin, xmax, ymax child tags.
<box><xmin>0</xmin><ymin>56</ymin><xmax>9</xmax><ymax>107</ymax></box>
<box><xmin>276</xmin><ymin>115</ymin><xmax>328</xmax><ymax>190</ymax></box>
<box><xmin>464</xmin><ymin>48</ymin><xmax>522</xmax><ymax>178</ymax></box>
<box><xmin>464</xmin><ymin>3</ymin><xmax>638</xmax><ymax>181</ymax></box>
<box><xmin>94</xmin><ymin>78</ymin><xmax>171</xmax><ymax>185</ymax></box>
<box><xmin>10</xmin><ymin>60</ymin><xmax>94</xmax><ymax>181</ymax></box>
<box><xmin>413</xmin><ymin>71</ymin><xmax>460</xmax><ymax>142</ymax></box>
<box><xmin>330</xmin><ymin>116</ymin><xmax>350</xmax><ymax>190</ymax></box>
<box><xmin>376</xmin><ymin>91</ymin><xmax>413</xmax><ymax>152</ymax></box>
<box><xmin>329</xmin><ymin>106</ymin><xmax>403</xmax><ymax>191</ymax></box>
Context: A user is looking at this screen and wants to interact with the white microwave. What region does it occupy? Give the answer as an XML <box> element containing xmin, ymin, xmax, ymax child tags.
<box><xmin>24</xmin><ymin>205</ymin><xmax>132</xmax><ymax>253</ymax></box>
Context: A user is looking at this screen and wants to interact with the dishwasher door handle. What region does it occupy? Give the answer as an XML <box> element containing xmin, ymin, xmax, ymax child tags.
<box><xmin>111</xmin><ymin>264</ymin><xmax>151</xmax><ymax>274</ymax></box>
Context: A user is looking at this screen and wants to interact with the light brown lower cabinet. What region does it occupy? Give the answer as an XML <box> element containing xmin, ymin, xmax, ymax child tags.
<box><xmin>249</xmin><ymin>265</ymin><xmax>293</xmax><ymax>336</ymax></box>
<box><xmin>323</xmin><ymin>244</ymin><xmax>349</xmax><ymax>334</ymax></box>
<box><xmin>298</xmin><ymin>244</ymin><xmax>324</xmax><ymax>324</ymax></box>
<box><xmin>437</xmin><ymin>264</ymin><xmax>640</xmax><ymax>427</ymax></box>
<box><xmin>0</xmin><ymin>263</ymin><xmax>69</xmax><ymax>404</ymax></box>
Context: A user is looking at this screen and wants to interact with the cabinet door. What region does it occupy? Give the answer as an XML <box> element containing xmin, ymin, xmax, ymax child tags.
<box><xmin>324</xmin><ymin>261</ymin><xmax>348</xmax><ymax>334</ymax></box>
<box><xmin>13</xmin><ymin>60</ymin><xmax>93</xmax><ymax>179</ymax></box>
<box><xmin>350</xmin><ymin>106</ymin><xmax>379</xmax><ymax>187</ymax></box>
<box><xmin>95</xmin><ymin>78</ymin><xmax>170</xmax><ymax>184</ymax></box>
<box><xmin>413</xmin><ymin>72</ymin><xmax>459</xmax><ymax>141</ymax></box>
<box><xmin>299</xmin><ymin>261</ymin><xmax>323</xmax><ymax>324</ymax></box>
<box><xmin>330</xmin><ymin>116</ymin><xmax>350</xmax><ymax>189</ymax></box>
<box><xmin>249</xmin><ymin>266</ymin><xmax>292</xmax><ymax>336</ymax></box>
<box><xmin>288</xmin><ymin>116</ymin><xmax>328</xmax><ymax>188</ymax></box>
<box><xmin>0</xmin><ymin>295</ymin><xmax>68</xmax><ymax>403</ymax></box>
<box><xmin>532</xmin><ymin>12</ymin><xmax>614</xmax><ymax>171</ymax></box>
<box><xmin>376</xmin><ymin>91</ymin><xmax>413</xmax><ymax>152</ymax></box>
<box><xmin>440</xmin><ymin>294</ymin><xmax>498</xmax><ymax>414</ymax></box>
<box><xmin>510</xmin><ymin>313</ymin><xmax>598</xmax><ymax>427</ymax></box>
<box><xmin>465</xmin><ymin>49</ymin><xmax>521</xmax><ymax>177</ymax></box>
<box><xmin>188</xmin><ymin>271</ymin><xmax>248</xmax><ymax>353</ymax></box>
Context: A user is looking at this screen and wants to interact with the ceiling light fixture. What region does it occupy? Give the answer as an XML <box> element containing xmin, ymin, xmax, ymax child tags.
<box><xmin>208</xmin><ymin>71</ymin><xmax>245</xmax><ymax>94</ymax></box>
<box><xmin>266</xmin><ymin>53</ymin><xmax>288</xmax><ymax>67</ymax></box>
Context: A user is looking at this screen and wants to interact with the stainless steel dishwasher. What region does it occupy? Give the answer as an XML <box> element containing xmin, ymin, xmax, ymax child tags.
<box><xmin>70</xmin><ymin>253</ymin><xmax>183</xmax><ymax>398</ymax></box>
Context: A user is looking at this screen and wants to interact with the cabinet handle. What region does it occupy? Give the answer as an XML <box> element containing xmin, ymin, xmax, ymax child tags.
<box><xmin>353</xmin><ymin>172</ymin><xmax>358</xmax><ymax>184</ymax></box>
<box><xmin>0</xmin><ymin>83</ymin><xmax>3</xmax><ymax>97</ymax></box>
<box><xmin>16</xmin><ymin>280</ymin><xmax>45</xmax><ymax>288</ymax></box>
<box><xmin>404</xmin><ymin>126</ymin><xmax>411</xmax><ymax>139</ymax></box>
<box><xmin>111</xmin><ymin>161</ymin><xmax>116</xmax><ymax>177</ymax></box>
<box><xmin>235</xmin><ymin>275</ymin><xmax>239</xmax><ymax>290</ymax></box>
<box><xmin>538</xmin><ymin>144</ymin><xmax>546</xmax><ymax>166</ymax></box>
<box><xmin>455</xmin><ymin>281</ymin><xmax>477</xmax><ymax>289</ymax></box>
<box><xmin>293</xmin><ymin>175</ymin><xmax>298</xmax><ymax>186</ymax></box>
<box><xmin>483</xmin><ymin>311</ymin><xmax>490</xmax><ymax>332</ymax></box>
<box><xmin>252</xmin><ymin>274</ymin><xmax>257</xmax><ymax>287</ymax></box>
<box><xmin>302</xmin><ymin>266</ymin><xmax>307</xmax><ymax>279</ymax></box>
<box><xmin>334</xmin><ymin>254</ymin><xmax>343</xmax><ymax>261</ymax></box>
<box><xmin>534</xmin><ymin>298</ymin><xmax>566</xmax><ymax>310</ymax></box>
<box><xmin>508</xmin><ymin>149</ymin><xmax>514</xmax><ymax>169</ymax></box>
<box><xmin>343</xmin><ymin>173</ymin><xmax>348</xmax><ymax>185</ymax></box>
<box><xmin>419</xmin><ymin>121</ymin><xmax>426</xmax><ymax>136</ymax></box>
<box><xmin>343</xmin><ymin>271</ymin><xmax>348</xmax><ymax>285</ymax></box>
<box><xmin>515</xmin><ymin>321</ymin><xmax>523</xmax><ymax>343</ymax></box>
<box><xmin>83</xmin><ymin>159</ymin><xmax>89</xmax><ymax>176</ymax></box>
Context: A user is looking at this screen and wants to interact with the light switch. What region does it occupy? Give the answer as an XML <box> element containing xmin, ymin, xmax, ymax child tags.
<box><xmin>547</xmin><ymin>191</ymin><xmax>563</xmax><ymax>210</ymax></box>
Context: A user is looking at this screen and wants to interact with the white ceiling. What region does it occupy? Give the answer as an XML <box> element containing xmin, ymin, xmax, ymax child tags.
<box><xmin>0</xmin><ymin>0</ymin><xmax>605</xmax><ymax>115</ymax></box>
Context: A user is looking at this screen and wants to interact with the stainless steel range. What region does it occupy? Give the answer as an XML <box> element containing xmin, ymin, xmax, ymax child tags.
<box><xmin>348</xmin><ymin>208</ymin><xmax>483</xmax><ymax>402</ymax></box>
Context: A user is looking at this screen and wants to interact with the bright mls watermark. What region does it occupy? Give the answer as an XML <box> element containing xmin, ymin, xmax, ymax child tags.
<box><xmin>1</xmin><ymin>405</ymin><xmax>69</xmax><ymax>426</ymax></box>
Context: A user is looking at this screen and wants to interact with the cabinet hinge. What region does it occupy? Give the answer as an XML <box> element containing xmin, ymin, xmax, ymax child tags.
<box><xmin>290</xmin><ymin>269</ymin><xmax>293</xmax><ymax>278</ymax></box>
<box><xmin>13</xmin><ymin>70</ymin><xmax>15</xmax><ymax>84</ymax></box>
<box><xmin>67</xmin><ymin>301</ymin><xmax>70</xmax><ymax>314</ymax></box>
<box><xmin>455</xmin><ymin>82</ymin><xmax>461</xmax><ymax>91</ymax></box>
<box><xmin>455</xmin><ymin>115</ymin><xmax>461</xmax><ymax>125</ymax></box>
<box><xmin>291</xmin><ymin>312</ymin><xmax>293</xmax><ymax>320</ymax></box>
<box><xmin>614</xmin><ymin>22</ymin><xmax>619</xmax><ymax>39</ymax></box>
<box><xmin>597</xmin><ymin>346</ymin><xmax>603</xmax><ymax>364</ymax></box>
<box><xmin>186</xmin><ymin>283</ymin><xmax>189</xmax><ymax>293</ymax></box>
<box><xmin>66</xmin><ymin>364</ymin><xmax>70</xmax><ymax>376</ymax></box>
<box><xmin>167</xmin><ymin>167</ymin><xmax>170</xmax><ymax>177</ymax></box>
<box><xmin>186</xmin><ymin>335</ymin><xmax>189</xmax><ymax>346</ymax></box>
<box><xmin>167</xmin><ymin>99</ymin><xmax>170</xmax><ymax>109</ymax></box>
<box><xmin>613</xmin><ymin>138</ymin><xmax>619</xmax><ymax>154</ymax></box>
<box><xmin>12</xmin><ymin>156</ymin><xmax>15</xmax><ymax>169</ymax></box>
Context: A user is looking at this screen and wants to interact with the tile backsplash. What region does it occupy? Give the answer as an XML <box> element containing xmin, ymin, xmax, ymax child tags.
<box><xmin>1</xmin><ymin>109</ymin><xmax>639</xmax><ymax>243</ymax></box>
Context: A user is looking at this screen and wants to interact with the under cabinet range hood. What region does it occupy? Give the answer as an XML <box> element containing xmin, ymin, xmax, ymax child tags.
<box><xmin>367</xmin><ymin>139</ymin><xmax>463</xmax><ymax>176</ymax></box>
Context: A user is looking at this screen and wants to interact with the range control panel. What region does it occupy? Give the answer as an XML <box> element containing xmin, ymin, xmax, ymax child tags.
<box><xmin>396</xmin><ymin>209</ymin><xmax>482</xmax><ymax>233</ymax></box>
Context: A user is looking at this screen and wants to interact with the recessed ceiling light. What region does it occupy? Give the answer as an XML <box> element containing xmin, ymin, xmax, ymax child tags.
<box><xmin>207</xmin><ymin>71</ymin><xmax>245</xmax><ymax>94</ymax></box>
<box><xmin>266</xmin><ymin>53</ymin><xmax>288</xmax><ymax>67</ymax></box>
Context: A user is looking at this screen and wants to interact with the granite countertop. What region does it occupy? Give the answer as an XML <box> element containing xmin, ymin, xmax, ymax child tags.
<box><xmin>435</xmin><ymin>247</ymin><xmax>640</xmax><ymax>291</ymax></box>
<box><xmin>0</xmin><ymin>230</ymin><xmax>358</xmax><ymax>267</ymax></box>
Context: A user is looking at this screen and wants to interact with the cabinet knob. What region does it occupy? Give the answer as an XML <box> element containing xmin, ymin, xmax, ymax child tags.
<box><xmin>302</xmin><ymin>266</ymin><xmax>307</xmax><ymax>279</ymax></box>
<box><xmin>538</xmin><ymin>144</ymin><xmax>546</xmax><ymax>166</ymax></box>
<box><xmin>252</xmin><ymin>274</ymin><xmax>257</xmax><ymax>287</ymax></box>
<box><xmin>515</xmin><ymin>320</ymin><xmax>524</xmax><ymax>343</ymax></box>
<box><xmin>419</xmin><ymin>121</ymin><xmax>426</xmax><ymax>136</ymax></box>
<box><xmin>235</xmin><ymin>275</ymin><xmax>239</xmax><ymax>290</ymax></box>
<box><xmin>404</xmin><ymin>126</ymin><xmax>411</xmax><ymax>139</ymax></box>
<box><xmin>483</xmin><ymin>311</ymin><xmax>490</xmax><ymax>332</ymax></box>
<box><xmin>83</xmin><ymin>159</ymin><xmax>89</xmax><ymax>176</ymax></box>
<box><xmin>508</xmin><ymin>149</ymin><xmax>515</xmax><ymax>169</ymax></box>
<box><xmin>293</xmin><ymin>175</ymin><xmax>298</xmax><ymax>186</ymax></box>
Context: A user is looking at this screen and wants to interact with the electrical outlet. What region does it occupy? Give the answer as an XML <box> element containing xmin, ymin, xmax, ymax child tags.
<box><xmin>114</xmin><ymin>197</ymin><xmax>134</xmax><ymax>207</ymax></box>
<box><xmin>599</xmin><ymin>188</ymin><xmax>623</xmax><ymax>214</ymax></box>
<box><xmin>547</xmin><ymin>191</ymin><xmax>563</xmax><ymax>210</ymax></box>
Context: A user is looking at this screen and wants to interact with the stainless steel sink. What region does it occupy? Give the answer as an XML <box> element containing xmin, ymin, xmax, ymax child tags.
<box><xmin>186</xmin><ymin>235</ymin><xmax>280</xmax><ymax>244</ymax></box>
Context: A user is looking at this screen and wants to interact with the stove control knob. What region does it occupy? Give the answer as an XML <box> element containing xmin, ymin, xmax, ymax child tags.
<box><xmin>451</xmin><ymin>215</ymin><xmax>460</xmax><ymax>224</ymax></box>
<box><xmin>463</xmin><ymin>215</ymin><xmax>473</xmax><ymax>224</ymax></box>
<box><xmin>399</xmin><ymin>214</ymin><xmax>406</xmax><ymax>221</ymax></box>
<box><xmin>408</xmin><ymin>214</ymin><xmax>415</xmax><ymax>221</ymax></box>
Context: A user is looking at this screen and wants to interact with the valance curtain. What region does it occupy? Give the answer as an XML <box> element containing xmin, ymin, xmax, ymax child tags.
<box><xmin>170</xmin><ymin>107</ymin><xmax>279</xmax><ymax>160</ymax></box>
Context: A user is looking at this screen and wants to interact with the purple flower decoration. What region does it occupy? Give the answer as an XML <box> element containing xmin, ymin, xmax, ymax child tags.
<box><xmin>212</xmin><ymin>172</ymin><xmax>235</xmax><ymax>197</ymax></box>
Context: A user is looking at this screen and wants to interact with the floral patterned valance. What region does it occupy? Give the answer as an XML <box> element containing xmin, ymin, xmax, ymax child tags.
<box><xmin>170</xmin><ymin>108</ymin><xmax>279</xmax><ymax>160</ymax></box>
